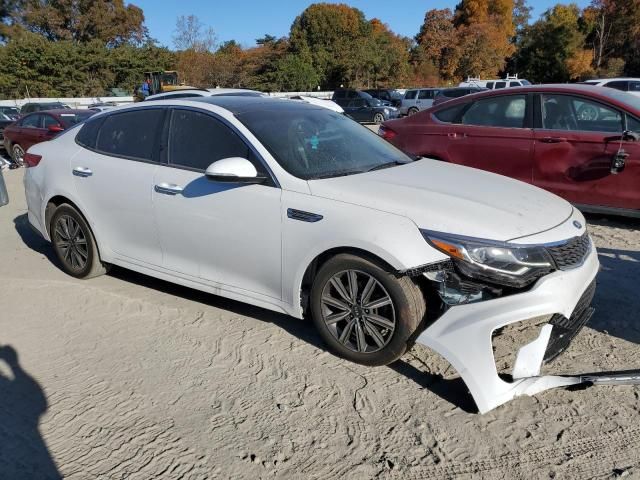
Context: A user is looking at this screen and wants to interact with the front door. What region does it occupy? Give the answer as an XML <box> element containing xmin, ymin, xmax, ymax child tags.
<box><xmin>72</xmin><ymin>108</ymin><xmax>165</xmax><ymax>266</ymax></box>
<box><xmin>152</xmin><ymin>108</ymin><xmax>282</xmax><ymax>301</ymax></box>
<box><xmin>532</xmin><ymin>93</ymin><xmax>640</xmax><ymax>210</ymax></box>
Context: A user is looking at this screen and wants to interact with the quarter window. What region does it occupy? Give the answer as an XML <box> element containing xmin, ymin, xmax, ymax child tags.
<box><xmin>541</xmin><ymin>94</ymin><xmax>622</xmax><ymax>132</ymax></box>
<box><xmin>433</xmin><ymin>103</ymin><xmax>467</xmax><ymax>123</ymax></box>
<box><xmin>96</xmin><ymin>109</ymin><xmax>164</xmax><ymax>161</ymax></box>
<box><xmin>462</xmin><ymin>95</ymin><xmax>526</xmax><ymax>128</ymax></box>
<box><xmin>167</xmin><ymin>109</ymin><xmax>255</xmax><ymax>172</ymax></box>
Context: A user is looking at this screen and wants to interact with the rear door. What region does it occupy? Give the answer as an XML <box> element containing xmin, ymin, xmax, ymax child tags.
<box><xmin>443</xmin><ymin>93</ymin><xmax>534</xmax><ymax>183</ymax></box>
<box><xmin>72</xmin><ymin>108</ymin><xmax>165</xmax><ymax>265</ymax></box>
<box><xmin>532</xmin><ymin>93</ymin><xmax>640</xmax><ymax>210</ymax></box>
<box><xmin>152</xmin><ymin>107</ymin><xmax>282</xmax><ymax>300</ymax></box>
<box><xmin>18</xmin><ymin>114</ymin><xmax>46</xmax><ymax>150</ymax></box>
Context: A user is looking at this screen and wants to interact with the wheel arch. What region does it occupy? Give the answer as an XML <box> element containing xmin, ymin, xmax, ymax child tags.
<box><xmin>45</xmin><ymin>194</ymin><xmax>105</xmax><ymax>260</ymax></box>
<box><xmin>297</xmin><ymin>246</ymin><xmax>399</xmax><ymax>318</ymax></box>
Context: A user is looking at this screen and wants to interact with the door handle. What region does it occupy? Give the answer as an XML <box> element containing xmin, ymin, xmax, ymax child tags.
<box><xmin>154</xmin><ymin>183</ymin><xmax>183</xmax><ymax>195</ymax></box>
<box><xmin>540</xmin><ymin>137</ymin><xmax>568</xmax><ymax>143</ymax></box>
<box><xmin>448</xmin><ymin>132</ymin><xmax>467</xmax><ymax>139</ymax></box>
<box><xmin>72</xmin><ymin>167</ymin><xmax>93</xmax><ymax>177</ymax></box>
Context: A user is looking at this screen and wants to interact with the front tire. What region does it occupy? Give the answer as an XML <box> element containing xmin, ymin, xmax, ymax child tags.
<box><xmin>50</xmin><ymin>204</ymin><xmax>108</xmax><ymax>279</ymax></box>
<box><xmin>310</xmin><ymin>254</ymin><xmax>426</xmax><ymax>366</ymax></box>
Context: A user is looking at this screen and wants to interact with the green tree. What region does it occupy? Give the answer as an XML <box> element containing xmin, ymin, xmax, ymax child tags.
<box><xmin>514</xmin><ymin>4</ymin><xmax>587</xmax><ymax>82</ymax></box>
<box><xmin>14</xmin><ymin>0</ymin><xmax>147</xmax><ymax>45</ymax></box>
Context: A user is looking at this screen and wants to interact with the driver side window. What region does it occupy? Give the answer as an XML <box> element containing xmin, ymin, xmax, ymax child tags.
<box><xmin>541</xmin><ymin>94</ymin><xmax>622</xmax><ymax>133</ymax></box>
<box><xmin>168</xmin><ymin>109</ymin><xmax>262</xmax><ymax>173</ymax></box>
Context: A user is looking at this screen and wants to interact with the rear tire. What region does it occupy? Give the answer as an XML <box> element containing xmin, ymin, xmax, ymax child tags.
<box><xmin>310</xmin><ymin>254</ymin><xmax>426</xmax><ymax>367</ymax></box>
<box><xmin>11</xmin><ymin>144</ymin><xmax>24</xmax><ymax>167</ymax></box>
<box><xmin>373</xmin><ymin>113</ymin><xmax>385</xmax><ymax>124</ymax></box>
<box><xmin>50</xmin><ymin>204</ymin><xmax>108</xmax><ymax>279</ymax></box>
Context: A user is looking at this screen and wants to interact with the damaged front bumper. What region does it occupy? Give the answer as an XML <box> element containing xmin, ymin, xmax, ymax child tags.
<box><xmin>415</xmin><ymin>246</ymin><xmax>601</xmax><ymax>414</ymax></box>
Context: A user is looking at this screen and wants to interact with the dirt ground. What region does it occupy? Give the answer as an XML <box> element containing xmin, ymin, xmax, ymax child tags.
<box><xmin>1</xmin><ymin>166</ymin><xmax>640</xmax><ymax>479</ymax></box>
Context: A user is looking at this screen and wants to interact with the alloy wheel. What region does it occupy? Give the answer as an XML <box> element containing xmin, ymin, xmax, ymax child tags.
<box><xmin>12</xmin><ymin>144</ymin><xmax>25</xmax><ymax>167</ymax></box>
<box><xmin>374</xmin><ymin>113</ymin><xmax>385</xmax><ymax>124</ymax></box>
<box><xmin>320</xmin><ymin>269</ymin><xmax>396</xmax><ymax>354</ymax></box>
<box><xmin>53</xmin><ymin>215</ymin><xmax>89</xmax><ymax>272</ymax></box>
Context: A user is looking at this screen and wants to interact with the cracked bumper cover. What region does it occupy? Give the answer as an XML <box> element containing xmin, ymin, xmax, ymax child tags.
<box><xmin>415</xmin><ymin>246</ymin><xmax>600</xmax><ymax>414</ymax></box>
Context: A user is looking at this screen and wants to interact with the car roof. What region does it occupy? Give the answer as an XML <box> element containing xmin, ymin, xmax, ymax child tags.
<box><xmin>430</xmin><ymin>84</ymin><xmax>640</xmax><ymax>115</ymax></box>
<box><xmin>24</xmin><ymin>109</ymin><xmax>88</xmax><ymax>115</ymax></box>
<box><xmin>191</xmin><ymin>95</ymin><xmax>326</xmax><ymax>115</ymax></box>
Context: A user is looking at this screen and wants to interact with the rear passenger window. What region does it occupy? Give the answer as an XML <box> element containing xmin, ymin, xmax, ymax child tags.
<box><xmin>404</xmin><ymin>90</ymin><xmax>417</xmax><ymax>100</ymax></box>
<box><xmin>168</xmin><ymin>109</ymin><xmax>255</xmax><ymax>172</ymax></box>
<box><xmin>418</xmin><ymin>90</ymin><xmax>431</xmax><ymax>99</ymax></box>
<box><xmin>486</xmin><ymin>82</ymin><xmax>494</xmax><ymax>89</ymax></box>
<box><xmin>76</xmin><ymin>117</ymin><xmax>104</xmax><ymax>149</ymax></box>
<box><xmin>495</xmin><ymin>82</ymin><xmax>507</xmax><ymax>89</ymax></box>
<box><xmin>96</xmin><ymin>109</ymin><xmax>164</xmax><ymax>161</ymax></box>
<box><xmin>462</xmin><ymin>95</ymin><xmax>526</xmax><ymax>128</ymax></box>
<box><xmin>21</xmin><ymin>114</ymin><xmax>42</xmax><ymax>128</ymax></box>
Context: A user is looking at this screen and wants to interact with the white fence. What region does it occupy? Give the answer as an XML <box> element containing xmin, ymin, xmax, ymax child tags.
<box><xmin>0</xmin><ymin>91</ymin><xmax>336</xmax><ymax>109</ymax></box>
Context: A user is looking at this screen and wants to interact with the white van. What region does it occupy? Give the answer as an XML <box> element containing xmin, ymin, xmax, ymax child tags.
<box><xmin>459</xmin><ymin>75</ymin><xmax>531</xmax><ymax>90</ymax></box>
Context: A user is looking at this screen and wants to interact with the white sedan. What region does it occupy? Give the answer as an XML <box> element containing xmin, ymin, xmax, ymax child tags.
<box><xmin>23</xmin><ymin>97</ymin><xmax>599</xmax><ymax>412</ymax></box>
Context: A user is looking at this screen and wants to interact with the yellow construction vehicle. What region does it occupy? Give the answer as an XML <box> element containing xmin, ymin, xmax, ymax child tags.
<box><xmin>134</xmin><ymin>71</ymin><xmax>194</xmax><ymax>101</ymax></box>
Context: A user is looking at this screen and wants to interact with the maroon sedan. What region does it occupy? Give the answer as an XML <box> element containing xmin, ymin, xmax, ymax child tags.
<box><xmin>380</xmin><ymin>84</ymin><xmax>640</xmax><ymax>216</ymax></box>
<box><xmin>3</xmin><ymin>109</ymin><xmax>95</xmax><ymax>166</ymax></box>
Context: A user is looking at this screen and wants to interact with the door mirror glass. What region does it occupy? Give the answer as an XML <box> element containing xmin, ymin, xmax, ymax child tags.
<box><xmin>205</xmin><ymin>157</ymin><xmax>266</xmax><ymax>183</ymax></box>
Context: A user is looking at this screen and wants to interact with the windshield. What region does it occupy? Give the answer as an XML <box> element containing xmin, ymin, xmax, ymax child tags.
<box><xmin>598</xmin><ymin>88</ymin><xmax>640</xmax><ymax>112</ymax></box>
<box><xmin>238</xmin><ymin>107</ymin><xmax>412</xmax><ymax>180</ymax></box>
<box><xmin>0</xmin><ymin>107</ymin><xmax>19</xmax><ymax>120</ymax></box>
<box><xmin>58</xmin><ymin>111</ymin><xmax>95</xmax><ymax>127</ymax></box>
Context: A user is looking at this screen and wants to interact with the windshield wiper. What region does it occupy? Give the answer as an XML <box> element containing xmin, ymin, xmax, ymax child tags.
<box><xmin>308</xmin><ymin>169</ymin><xmax>365</xmax><ymax>180</ymax></box>
<box><xmin>365</xmin><ymin>161</ymin><xmax>407</xmax><ymax>172</ymax></box>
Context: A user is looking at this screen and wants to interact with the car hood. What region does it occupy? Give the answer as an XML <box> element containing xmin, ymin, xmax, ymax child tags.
<box><xmin>308</xmin><ymin>159</ymin><xmax>573</xmax><ymax>242</ymax></box>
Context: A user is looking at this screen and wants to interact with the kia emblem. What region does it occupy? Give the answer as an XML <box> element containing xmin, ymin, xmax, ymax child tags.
<box><xmin>573</xmin><ymin>220</ymin><xmax>582</xmax><ymax>229</ymax></box>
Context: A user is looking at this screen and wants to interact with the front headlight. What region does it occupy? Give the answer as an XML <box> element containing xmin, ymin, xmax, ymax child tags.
<box><xmin>421</xmin><ymin>230</ymin><xmax>554</xmax><ymax>288</ymax></box>
<box><xmin>383</xmin><ymin>108</ymin><xmax>389</xmax><ymax>114</ymax></box>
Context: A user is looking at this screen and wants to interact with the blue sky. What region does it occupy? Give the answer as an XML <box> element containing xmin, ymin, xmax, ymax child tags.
<box><xmin>133</xmin><ymin>0</ymin><xmax>591</xmax><ymax>49</ymax></box>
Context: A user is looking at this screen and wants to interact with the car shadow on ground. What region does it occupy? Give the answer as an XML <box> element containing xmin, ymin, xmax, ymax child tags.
<box><xmin>13</xmin><ymin>214</ymin><xmax>59</xmax><ymax>266</ymax></box>
<box><xmin>584</xmin><ymin>213</ymin><xmax>640</xmax><ymax>345</ymax></box>
<box><xmin>0</xmin><ymin>345</ymin><xmax>62</xmax><ymax>479</ymax></box>
<box><xmin>107</xmin><ymin>265</ymin><xmax>478</xmax><ymax>413</ymax></box>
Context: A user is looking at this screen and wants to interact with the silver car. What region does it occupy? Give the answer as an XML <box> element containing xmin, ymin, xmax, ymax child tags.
<box><xmin>400</xmin><ymin>88</ymin><xmax>440</xmax><ymax>116</ymax></box>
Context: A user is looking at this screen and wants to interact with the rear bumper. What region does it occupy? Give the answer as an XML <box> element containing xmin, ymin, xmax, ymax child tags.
<box><xmin>416</xmin><ymin>245</ymin><xmax>600</xmax><ymax>413</ymax></box>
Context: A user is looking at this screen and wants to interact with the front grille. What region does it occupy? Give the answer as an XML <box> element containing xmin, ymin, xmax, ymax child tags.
<box><xmin>544</xmin><ymin>279</ymin><xmax>596</xmax><ymax>362</ymax></box>
<box><xmin>546</xmin><ymin>232</ymin><xmax>592</xmax><ymax>270</ymax></box>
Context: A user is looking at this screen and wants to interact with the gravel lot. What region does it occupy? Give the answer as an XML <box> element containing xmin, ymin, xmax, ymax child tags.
<box><xmin>1</xmin><ymin>166</ymin><xmax>640</xmax><ymax>479</ymax></box>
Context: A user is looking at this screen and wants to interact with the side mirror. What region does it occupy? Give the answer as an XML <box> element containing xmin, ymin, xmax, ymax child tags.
<box><xmin>611</xmin><ymin>149</ymin><xmax>628</xmax><ymax>174</ymax></box>
<box><xmin>47</xmin><ymin>124</ymin><xmax>64</xmax><ymax>133</ymax></box>
<box><xmin>622</xmin><ymin>130</ymin><xmax>640</xmax><ymax>142</ymax></box>
<box><xmin>205</xmin><ymin>157</ymin><xmax>267</xmax><ymax>184</ymax></box>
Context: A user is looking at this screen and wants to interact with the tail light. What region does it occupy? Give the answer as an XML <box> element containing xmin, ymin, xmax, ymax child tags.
<box><xmin>378</xmin><ymin>125</ymin><xmax>397</xmax><ymax>141</ymax></box>
<box><xmin>24</xmin><ymin>153</ymin><xmax>42</xmax><ymax>168</ymax></box>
